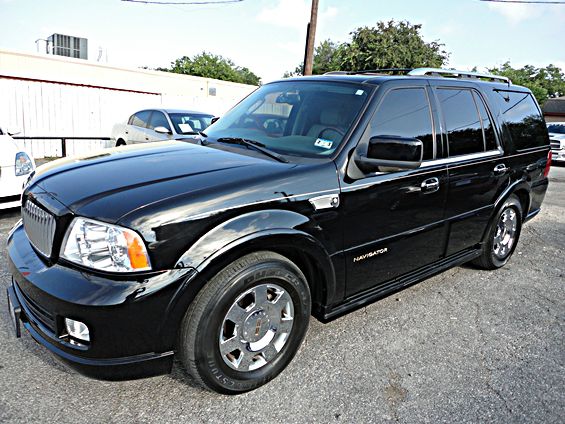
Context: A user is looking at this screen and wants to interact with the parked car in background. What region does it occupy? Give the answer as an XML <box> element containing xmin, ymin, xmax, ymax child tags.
<box><xmin>547</xmin><ymin>122</ymin><xmax>565</xmax><ymax>163</ymax></box>
<box><xmin>111</xmin><ymin>109</ymin><xmax>215</xmax><ymax>146</ymax></box>
<box><xmin>0</xmin><ymin>127</ymin><xmax>35</xmax><ymax>209</ymax></box>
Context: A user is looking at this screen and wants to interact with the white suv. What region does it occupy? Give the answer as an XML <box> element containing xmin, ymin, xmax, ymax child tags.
<box><xmin>0</xmin><ymin>128</ymin><xmax>35</xmax><ymax>209</ymax></box>
<box><xmin>548</xmin><ymin>122</ymin><xmax>565</xmax><ymax>163</ymax></box>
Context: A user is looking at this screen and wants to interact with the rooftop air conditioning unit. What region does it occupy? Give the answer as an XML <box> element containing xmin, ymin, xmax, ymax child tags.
<box><xmin>47</xmin><ymin>33</ymin><xmax>88</xmax><ymax>60</ymax></box>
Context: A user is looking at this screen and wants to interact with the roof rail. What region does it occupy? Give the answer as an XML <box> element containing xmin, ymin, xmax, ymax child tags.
<box><xmin>324</xmin><ymin>68</ymin><xmax>412</xmax><ymax>76</ymax></box>
<box><xmin>408</xmin><ymin>68</ymin><xmax>511</xmax><ymax>84</ymax></box>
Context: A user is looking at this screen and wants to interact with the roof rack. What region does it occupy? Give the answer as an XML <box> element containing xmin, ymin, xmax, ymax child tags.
<box><xmin>408</xmin><ymin>68</ymin><xmax>511</xmax><ymax>84</ymax></box>
<box><xmin>324</xmin><ymin>68</ymin><xmax>412</xmax><ymax>76</ymax></box>
<box><xmin>324</xmin><ymin>67</ymin><xmax>511</xmax><ymax>85</ymax></box>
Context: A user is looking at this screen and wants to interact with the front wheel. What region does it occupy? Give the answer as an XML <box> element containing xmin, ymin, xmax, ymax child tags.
<box><xmin>178</xmin><ymin>251</ymin><xmax>311</xmax><ymax>394</ymax></box>
<box><xmin>473</xmin><ymin>195</ymin><xmax>523</xmax><ymax>270</ymax></box>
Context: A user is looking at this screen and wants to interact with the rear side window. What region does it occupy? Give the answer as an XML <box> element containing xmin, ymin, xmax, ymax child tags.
<box><xmin>498</xmin><ymin>91</ymin><xmax>547</xmax><ymax>150</ymax></box>
<box><xmin>437</xmin><ymin>88</ymin><xmax>484</xmax><ymax>156</ymax></box>
<box><xmin>130</xmin><ymin>111</ymin><xmax>151</xmax><ymax>128</ymax></box>
<box><xmin>370</xmin><ymin>87</ymin><xmax>435</xmax><ymax>160</ymax></box>
<box><xmin>473</xmin><ymin>92</ymin><xmax>498</xmax><ymax>151</ymax></box>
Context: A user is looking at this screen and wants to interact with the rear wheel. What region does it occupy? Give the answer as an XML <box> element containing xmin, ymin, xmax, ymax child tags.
<box><xmin>115</xmin><ymin>139</ymin><xmax>126</xmax><ymax>147</ymax></box>
<box><xmin>178</xmin><ymin>251</ymin><xmax>311</xmax><ymax>394</ymax></box>
<box><xmin>473</xmin><ymin>195</ymin><xmax>522</xmax><ymax>270</ymax></box>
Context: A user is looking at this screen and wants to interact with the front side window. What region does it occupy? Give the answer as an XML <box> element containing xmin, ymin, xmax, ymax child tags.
<box><xmin>205</xmin><ymin>81</ymin><xmax>372</xmax><ymax>157</ymax></box>
<box><xmin>437</xmin><ymin>88</ymin><xmax>484</xmax><ymax>156</ymax></box>
<box><xmin>130</xmin><ymin>111</ymin><xmax>151</xmax><ymax>128</ymax></box>
<box><xmin>148</xmin><ymin>111</ymin><xmax>170</xmax><ymax>131</ymax></box>
<box><xmin>369</xmin><ymin>87</ymin><xmax>434</xmax><ymax>160</ymax></box>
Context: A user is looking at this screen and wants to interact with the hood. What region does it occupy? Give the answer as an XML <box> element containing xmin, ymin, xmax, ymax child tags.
<box><xmin>548</xmin><ymin>132</ymin><xmax>565</xmax><ymax>141</ymax></box>
<box><xmin>0</xmin><ymin>135</ymin><xmax>24</xmax><ymax>167</ymax></box>
<box><xmin>28</xmin><ymin>140</ymin><xmax>294</xmax><ymax>222</ymax></box>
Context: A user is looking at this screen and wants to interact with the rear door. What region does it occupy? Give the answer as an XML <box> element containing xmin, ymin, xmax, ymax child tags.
<box><xmin>127</xmin><ymin>110</ymin><xmax>152</xmax><ymax>144</ymax></box>
<box><xmin>341</xmin><ymin>81</ymin><xmax>449</xmax><ymax>296</ymax></box>
<box><xmin>430</xmin><ymin>82</ymin><xmax>510</xmax><ymax>255</ymax></box>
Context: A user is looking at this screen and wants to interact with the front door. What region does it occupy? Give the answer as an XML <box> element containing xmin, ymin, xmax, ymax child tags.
<box><xmin>341</xmin><ymin>84</ymin><xmax>448</xmax><ymax>297</ymax></box>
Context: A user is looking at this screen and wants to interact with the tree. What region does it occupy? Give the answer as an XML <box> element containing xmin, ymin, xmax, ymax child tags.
<box><xmin>284</xmin><ymin>20</ymin><xmax>449</xmax><ymax>77</ymax></box>
<box><xmin>341</xmin><ymin>20</ymin><xmax>448</xmax><ymax>71</ymax></box>
<box><xmin>284</xmin><ymin>39</ymin><xmax>344</xmax><ymax>77</ymax></box>
<box><xmin>487</xmin><ymin>62</ymin><xmax>565</xmax><ymax>104</ymax></box>
<box><xmin>159</xmin><ymin>52</ymin><xmax>261</xmax><ymax>85</ymax></box>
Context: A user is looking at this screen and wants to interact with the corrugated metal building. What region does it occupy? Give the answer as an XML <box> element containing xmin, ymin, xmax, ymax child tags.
<box><xmin>0</xmin><ymin>49</ymin><xmax>256</xmax><ymax>157</ymax></box>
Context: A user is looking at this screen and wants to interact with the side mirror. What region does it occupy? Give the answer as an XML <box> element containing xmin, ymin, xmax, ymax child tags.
<box><xmin>356</xmin><ymin>135</ymin><xmax>423</xmax><ymax>173</ymax></box>
<box><xmin>154</xmin><ymin>126</ymin><xmax>172</xmax><ymax>135</ymax></box>
<box><xmin>211</xmin><ymin>116</ymin><xmax>220</xmax><ymax>125</ymax></box>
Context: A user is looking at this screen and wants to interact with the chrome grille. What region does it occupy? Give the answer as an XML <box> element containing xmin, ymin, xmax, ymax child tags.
<box><xmin>22</xmin><ymin>199</ymin><xmax>56</xmax><ymax>257</ymax></box>
<box><xmin>550</xmin><ymin>140</ymin><xmax>561</xmax><ymax>150</ymax></box>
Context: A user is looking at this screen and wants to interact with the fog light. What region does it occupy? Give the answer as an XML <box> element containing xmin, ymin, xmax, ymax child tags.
<box><xmin>65</xmin><ymin>318</ymin><xmax>90</xmax><ymax>342</ymax></box>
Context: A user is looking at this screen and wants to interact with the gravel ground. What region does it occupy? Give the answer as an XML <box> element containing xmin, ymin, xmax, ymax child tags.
<box><xmin>0</xmin><ymin>167</ymin><xmax>563</xmax><ymax>423</ymax></box>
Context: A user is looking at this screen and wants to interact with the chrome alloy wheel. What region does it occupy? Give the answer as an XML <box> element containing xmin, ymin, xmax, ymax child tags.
<box><xmin>493</xmin><ymin>208</ymin><xmax>518</xmax><ymax>259</ymax></box>
<box><xmin>219</xmin><ymin>283</ymin><xmax>294</xmax><ymax>372</ymax></box>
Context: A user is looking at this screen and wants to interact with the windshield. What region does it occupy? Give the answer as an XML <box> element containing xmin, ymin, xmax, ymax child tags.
<box><xmin>548</xmin><ymin>124</ymin><xmax>565</xmax><ymax>134</ymax></box>
<box><xmin>205</xmin><ymin>80</ymin><xmax>372</xmax><ymax>157</ymax></box>
<box><xmin>169</xmin><ymin>113</ymin><xmax>214</xmax><ymax>134</ymax></box>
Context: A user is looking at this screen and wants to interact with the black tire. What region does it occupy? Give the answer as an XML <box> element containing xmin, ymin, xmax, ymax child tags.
<box><xmin>115</xmin><ymin>139</ymin><xmax>126</xmax><ymax>147</ymax></box>
<box><xmin>178</xmin><ymin>251</ymin><xmax>311</xmax><ymax>394</ymax></box>
<box><xmin>473</xmin><ymin>195</ymin><xmax>523</xmax><ymax>270</ymax></box>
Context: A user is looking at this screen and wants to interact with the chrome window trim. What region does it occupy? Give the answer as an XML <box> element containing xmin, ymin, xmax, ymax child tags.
<box><xmin>420</xmin><ymin>148</ymin><xmax>503</xmax><ymax>168</ymax></box>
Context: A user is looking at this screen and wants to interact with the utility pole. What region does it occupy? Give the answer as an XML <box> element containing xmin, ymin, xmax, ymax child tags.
<box><xmin>303</xmin><ymin>0</ymin><xmax>319</xmax><ymax>75</ymax></box>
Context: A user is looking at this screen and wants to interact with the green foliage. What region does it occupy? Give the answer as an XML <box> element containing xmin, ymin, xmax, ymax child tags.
<box><xmin>284</xmin><ymin>20</ymin><xmax>449</xmax><ymax>77</ymax></box>
<box><xmin>159</xmin><ymin>52</ymin><xmax>261</xmax><ymax>85</ymax></box>
<box><xmin>487</xmin><ymin>62</ymin><xmax>565</xmax><ymax>104</ymax></box>
<box><xmin>341</xmin><ymin>20</ymin><xmax>448</xmax><ymax>71</ymax></box>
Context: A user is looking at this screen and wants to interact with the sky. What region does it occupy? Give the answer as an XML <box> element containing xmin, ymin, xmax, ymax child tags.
<box><xmin>0</xmin><ymin>0</ymin><xmax>564</xmax><ymax>83</ymax></box>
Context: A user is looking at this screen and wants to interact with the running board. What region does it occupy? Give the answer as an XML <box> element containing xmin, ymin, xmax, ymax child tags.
<box><xmin>319</xmin><ymin>248</ymin><xmax>481</xmax><ymax>322</ymax></box>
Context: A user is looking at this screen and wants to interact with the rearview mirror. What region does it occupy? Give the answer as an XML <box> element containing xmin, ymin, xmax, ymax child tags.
<box><xmin>154</xmin><ymin>126</ymin><xmax>172</xmax><ymax>135</ymax></box>
<box><xmin>356</xmin><ymin>135</ymin><xmax>423</xmax><ymax>173</ymax></box>
<box><xmin>276</xmin><ymin>92</ymin><xmax>301</xmax><ymax>105</ymax></box>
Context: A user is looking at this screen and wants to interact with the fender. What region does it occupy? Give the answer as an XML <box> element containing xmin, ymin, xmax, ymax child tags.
<box><xmin>480</xmin><ymin>177</ymin><xmax>531</xmax><ymax>244</ymax></box>
<box><xmin>158</xmin><ymin>210</ymin><xmax>338</xmax><ymax>349</ymax></box>
<box><xmin>175</xmin><ymin>209</ymin><xmax>310</xmax><ymax>269</ymax></box>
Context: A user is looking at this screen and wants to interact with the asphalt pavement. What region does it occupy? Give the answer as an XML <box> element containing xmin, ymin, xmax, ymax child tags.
<box><xmin>0</xmin><ymin>167</ymin><xmax>563</xmax><ymax>423</ymax></box>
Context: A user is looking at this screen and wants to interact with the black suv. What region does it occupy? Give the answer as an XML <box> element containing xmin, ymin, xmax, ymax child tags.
<box><xmin>6</xmin><ymin>69</ymin><xmax>551</xmax><ymax>394</ymax></box>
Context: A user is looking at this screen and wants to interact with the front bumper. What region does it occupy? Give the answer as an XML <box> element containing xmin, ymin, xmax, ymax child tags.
<box><xmin>6</xmin><ymin>222</ymin><xmax>196</xmax><ymax>380</ymax></box>
<box><xmin>0</xmin><ymin>166</ymin><xmax>29</xmax><ymax>209</ymax></box>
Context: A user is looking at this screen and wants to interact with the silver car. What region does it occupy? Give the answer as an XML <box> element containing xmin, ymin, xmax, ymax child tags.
<box><xmin>111</xmin><ymin>109</ymin><xmax>215</xmax><ymax>147</ymax></box>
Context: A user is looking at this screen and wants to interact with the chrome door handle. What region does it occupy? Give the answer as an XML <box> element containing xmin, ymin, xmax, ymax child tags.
<box><xmin>494</xmin><ymin>164</ymin><xmax>507</xmax><ymax>175</ymax></box>
<box><xmin>421</xmin><ymin>177</ymin><xmax>440</xmax><ymax>193</ymax></box>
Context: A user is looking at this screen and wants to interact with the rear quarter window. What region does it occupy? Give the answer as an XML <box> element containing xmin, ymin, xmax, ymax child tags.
<box><xmin>497</xmin><ymin>91</ymin><xmax>548</xmax><ymax>151</ymax></box>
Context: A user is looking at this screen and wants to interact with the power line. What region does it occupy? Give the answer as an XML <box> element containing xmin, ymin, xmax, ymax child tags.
<box><xmin>480</xmin><ymin>0</ymin><xmax>565</xmax><ymax>4</ymax></box>
<box><xmin>121</xmin><ymin>0</ymin><xmax>243</xmax><ymax>5</ymax></box>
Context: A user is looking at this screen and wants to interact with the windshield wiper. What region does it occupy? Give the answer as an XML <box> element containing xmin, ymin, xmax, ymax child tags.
<box><xmin>215</xmin><ymin>137</ymin><xmax>288</xmax><ymax>163</ymax></box>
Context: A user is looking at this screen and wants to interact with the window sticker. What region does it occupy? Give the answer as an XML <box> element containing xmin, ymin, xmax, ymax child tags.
<box><xmin>178</xmin><ymin>123</ymin><xmax>193</xmax><ymax>133</ymax></box>
<box><xmin>314</xmin><ymin>138</ymin><xmax>333</xmax><ymax>149</ymax></box>
<box><xmin>355</xmin><ymin>89</ymin><xmax>365</xmax><ymax>96</ymax></box>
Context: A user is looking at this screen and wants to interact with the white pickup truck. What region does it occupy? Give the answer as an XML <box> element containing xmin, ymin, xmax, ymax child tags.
<box><xmin>0</xmin><ymin>127</ymin><xmax>35</xmax><ymax>209</ymax></box>
<box><xmin>110</xmin><ymin>108</ymin><xmax>215</xmax><ymax>147</ymax></box>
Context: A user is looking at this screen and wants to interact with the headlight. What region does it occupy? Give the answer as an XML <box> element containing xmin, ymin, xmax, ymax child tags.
<box><xmin>15</xmin><ymin>152</ymin><xmax>34</xmax><ymax>176</ymax></box>
<box><xmin>61</xmin><ymin>218</ymin><xmax>152</xmax><ymax>272</ymax></box>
